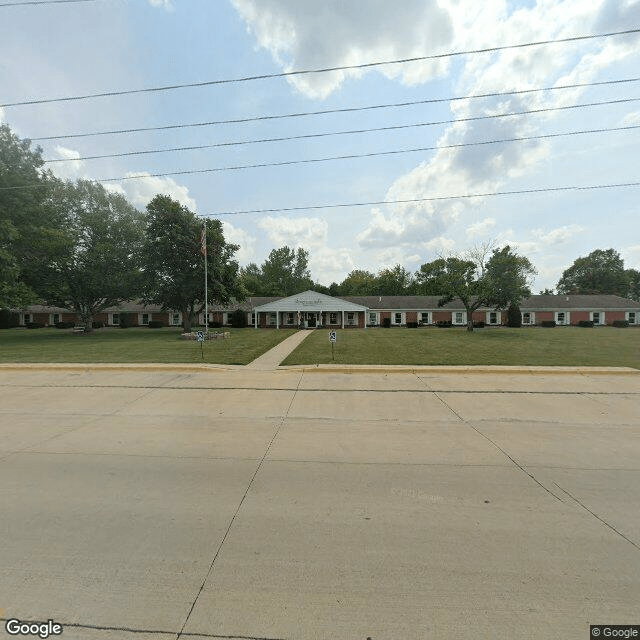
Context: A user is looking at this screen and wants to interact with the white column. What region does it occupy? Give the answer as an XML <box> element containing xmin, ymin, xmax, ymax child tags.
<box><xmin>341</xmin><ymin>310</ymin><xmax>344</xmax><ymax>329</ymax></box>
<box><xmin>276</xmin><ymin>312</ymin><xmax>280</xmax><ymax>329</ymax></box>
<box><xmin>364</xmin><ymin>310</ymin><xmax>367</xmax><ymax>328</ymax></box>
<box><xmin>254</xmin><ymin>311</ymin><xmax>258</xmax><ymax>329</ymax></box>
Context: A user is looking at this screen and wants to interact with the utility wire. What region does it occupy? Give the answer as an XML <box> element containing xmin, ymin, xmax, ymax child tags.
<box><xmin>3</xmin><ymin>123</ymin><xmax>637</xmax><ymax>190</ymax></box>
<box><xmin>42</xmin><ymin>97</ymin><xmax>640</xmax><ymax>163</ymax></box>
<box><xmin>31</xmin><ymin>76</ymin><xmax>640</xmax><ymax>142</ymax></box>
<box><xmin>202</xmin><ymin>181</ymin><xmax>640</xmax><ymax>216</ymax></box>
<box><xmin>3</xmin><ymin>28</ymin><xmax>639</xmax><ymax>108</ymax></box>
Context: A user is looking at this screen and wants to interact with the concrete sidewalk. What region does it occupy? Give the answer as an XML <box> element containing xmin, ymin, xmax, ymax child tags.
<box><xmin>245</xmin><ymin>328</ymin><xmax>313</xmax><ymax>369</ymax></box>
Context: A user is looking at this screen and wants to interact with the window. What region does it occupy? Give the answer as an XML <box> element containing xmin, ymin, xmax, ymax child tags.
<box><xmin>555</xmin><ymin>312</ymin><xmax>569</xmax><ymax>325</ymax></box>
<box><xmin>590</xmin><ymin>311</ymin><xmax>604</xmax><ymax>325</ymax></box>
<box><xmin>488</xmin><ymin>311</ymin><xmax>499</xmax><ymax>325</ymax></box>
<box><xmin>111</xmin><ymin>313</ymin><xmax>119</xmax><ymax>325</ymax></box>
<box><xmin>522</xmin><ymin>312</ymin><xmax>533</xmax><ymax>325</ymax></box>
<box><xmin>393</xmin><ymin>312</ymin><xmax>403</xmax><ymax>325</ymax></box>
<box><xmin>329</xmin><ymin>312</ymin><xmax>337</xmax><ymax>325</ymax></box>
<box><xmin>420</xmin><ymin>312</ymin><xmax>430</xmax><ymax>324</ymax></box>
<box><xmin>140</xmin><ymin>313</ymin><xmax>149</xmax><ymax>325</ymax></box>
<box><xmin>347</xmin><ymin>312</ymin><xmax>356</xmax><ymax>326</ymax></box>
<box><xmin>23</xmin><ymin>313</ymin><xmax>31</xmax><ymax>324</ymax></box>
<box><xmin>627</xmin><ymin>312</ymin><xmax>637</xmax><ymax>324</ymax></box>
<box><xmin>454</xmin><ymin>312</ymin><xmax>465</xmax><ymax>324</ymax></box>
<box><xmin>369</xmin><ymin>312</ymin><xmax>378</xmax><ymax>325</ymax></box>
<box><xmin>268</xmin><ymin>313</ymin><xmax>277</xmax><ymax>325</ymax></box>
<box><xmin>248</xmin><ymin>312</ymin><xmax>256</xmax><ymax>325</ymax></box>
<box><xmin>51</xmin><ymin>313</ymin><xmax>60</xmax><ymax>325</ymax></box>
<box><xmin>287</xmin><ymin>313</ymin><xmax>294</xmax><ymax>325</ymax></box>
<box><xmin>170</xmin><ymin>313</ymin><xmax>181</xmax><ymax>326</ymax></box>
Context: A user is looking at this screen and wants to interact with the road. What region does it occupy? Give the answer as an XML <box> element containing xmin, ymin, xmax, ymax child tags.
<box><xmin>0</xmin><ymin>366</ymin><xmax>639</xmax><ymax>639</ymax></box>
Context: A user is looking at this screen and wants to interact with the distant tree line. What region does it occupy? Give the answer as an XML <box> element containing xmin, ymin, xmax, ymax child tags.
<box><xmin>2</xmin><ymin>123</ymin><xmax>638</xmax><ymax>334</ymax></box>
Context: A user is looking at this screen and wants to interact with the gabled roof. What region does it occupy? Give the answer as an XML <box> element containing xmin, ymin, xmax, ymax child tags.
<box><xmin>254</xmin><ymin>290</ymin><xmax>368</xmax><ymax>312</ymax></box>
<box><xmin>521</xmin><ymin>294</ymin><xmax>639</xmax><ymax>310</ymax></box>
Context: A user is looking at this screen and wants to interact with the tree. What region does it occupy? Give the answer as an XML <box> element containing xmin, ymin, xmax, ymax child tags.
<box><xmin>238</xmin><ymin>262</ymin><xmax>265</xmax><ymax>296</ymax></box>
<box><xmin>39</xmin><ymin>180</ymin><xmax>145</xmax><ymax>332</ymax></box>
<box><xmin>624</xmin><ymin>268</ymin><xmax>640</xmax><ymax>301</ymax></box>
<box><xmin>142</xmin><ymin>195</ymin><xmax>245</xmax><ymax>332</ymax></box>
<box><xmin>557</xmin><ymin>249</ymin><xmax>627</xmax><ymax>295</ymax></box>
<box><xmin>339</xmin><ymin>269</ymin><xmax>377</xmax><ymax>296</ymax></box>
<box><xmin>539</xmin><ymin>288</ymin><xmax>555</xmax><ymax>295</ymax></box>
<box><xmin>260</xmin><ymin>246</ymin><xmax>312</xmax><ymax>296</ymax></box>
<box><xmin>506</xmin><ymin>302</ymin><xmax>523</xmax><ymax>327</ymax></box>
<box><xmin>375</xmin><ymin>264</ymin><xmax>414</xmax><ymax>295</ymax></box>
<box><xmin>0</xmin><ymin>124</ymin><xmax>57</xmax><ymax>307</ymax></box>
<box><xmin>483</xmin><ymin>245</ymin><xmax>536</xmax><ymax>308</ymax></box>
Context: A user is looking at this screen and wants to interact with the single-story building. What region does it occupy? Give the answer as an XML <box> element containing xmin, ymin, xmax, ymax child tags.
<box><xmin>14</xmin><ymin>292</ymin><xmax>640</xmax><ymax>328</ymax></box>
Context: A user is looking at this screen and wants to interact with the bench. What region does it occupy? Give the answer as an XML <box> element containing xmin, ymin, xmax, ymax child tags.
<box><xmin>72</xmin><ymin>325</ymin><xmax>85</xmax><ymax>334</ymax></box>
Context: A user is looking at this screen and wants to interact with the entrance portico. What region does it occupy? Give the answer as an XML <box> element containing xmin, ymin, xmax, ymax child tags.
<box><xmin>253</xmin><ymin>290</ymin><xmax>368</xmax><ymax>329</ymax></box>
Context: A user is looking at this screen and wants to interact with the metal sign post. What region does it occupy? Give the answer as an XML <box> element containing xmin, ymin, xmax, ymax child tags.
<box><xmin>196</xmin><ymin>331</ymin><xmax>204</xmax><ymax>359</ymax></box>
<box><xmin>329</xmin><ymin>330</ymin><xmax>336</xmax><ymax>361</ymax></box>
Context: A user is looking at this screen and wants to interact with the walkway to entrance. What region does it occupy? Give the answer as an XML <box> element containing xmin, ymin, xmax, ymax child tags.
<box><xmin>246</xmin><ymin>329</ymin><xmax>313</xmax><ymax>370</ymax></box>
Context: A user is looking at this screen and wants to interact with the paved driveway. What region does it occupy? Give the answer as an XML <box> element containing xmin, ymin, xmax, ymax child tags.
<box><xmin>0</xmin><ymin>367</ymin><xmax>638</xmax><ymax>639</ymax></box>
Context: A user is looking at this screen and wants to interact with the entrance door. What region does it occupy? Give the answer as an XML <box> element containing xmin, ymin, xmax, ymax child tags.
<box><xmin>307</xmin><ymin>312</ymin><xmax>316</xmax><ymax>328</ymax></box>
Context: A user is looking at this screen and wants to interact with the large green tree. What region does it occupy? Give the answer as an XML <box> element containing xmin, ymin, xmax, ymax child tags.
<box><xmin>557</xmin><ymin>249</ymin><xmax>628</xmax><ymax>295</ymax></box>
<box><xmin>261</xmin><ymin>246</ymin><xmax>312</xmax><ymax>296</ymax></box>
<box><xmin>483</xmin><ymin>245</ymin><xmax>536</xmax><ymax>308</ymax></box>
<box><xmin>142</xmin><ymin>194</ymin><xmax>245</xmax><ymax>331</ymax></box>
<box><xmin>375</xmin><ymin>264</ymin><xmax>414</xmax><ymax>295</ymax></box>
<box><xmin>41</xmin><ymin>180</ymin><xmax>146</xmax><ymax>331</ymax></box>
<box><xmin>0</xmin><ymin>123</ymin><xmax>58</xmax><ymax>307</ymax></box>
<box><xmin>338</xmin><ymin>269</ymin><xmax>377</xmax><ymax>296</ymax></box>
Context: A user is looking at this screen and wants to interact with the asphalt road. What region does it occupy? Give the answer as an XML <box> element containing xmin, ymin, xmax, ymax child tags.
<box><xmin>0</xmin><ymin>366</ymin><xmax>639</xmax><ymax>639</ymax></box>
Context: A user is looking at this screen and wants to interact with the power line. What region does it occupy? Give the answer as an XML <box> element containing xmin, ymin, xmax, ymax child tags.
<box><xmin>0</xmin><ymin>0</ymin><xmax>99</xmax><ymax>6</ymax></box>
<box><xmin>201</xmin><ymin>181</ymin><xmax>640</xmax><ymax>216</ymax></box>
<box><xmin>4</xmin><ymin>123</ymin><xmax>637</xmax><ymax>191</ymax></box>
<box><xmin>31</xmin><ymin>76</ymin><xmax>640</xmax><ymax>142</ymax></box>
<box><xmin>42</xmin><ymin>97</ymin><xmax>640</xmax><ymax>163</ymax></box>
<box><xmin>3</xmin><ymin>28</ymin><xmax>639</xmax><ymax>108</ymax></box>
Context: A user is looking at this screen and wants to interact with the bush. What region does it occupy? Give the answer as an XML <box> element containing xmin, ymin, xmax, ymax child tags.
<box><xmin>55</xmin><ymin>321</ymin><xmax>75</xmax><ymax>329</ymax></box>
<box><xmin>406</xmin><ymin>321</ymin><xmax>418</xmax><ymax>328</ymax></box>
<box><xmin>437</xmin><ymin>320</ymin><xmax>452</xmax><ymax>328</ymax></box>
<box><xmin>541</xmin><ymin>320</ymin><xmax>556</xmax><ymax>328</ymax></box>
<box><xmin>0</xmin><ymin>309</ymin><xmax>20</xmax><ymax>329</ymax></box>
<box><xmin>612</xmin><ymin>320</ymin><xmax>629</xmax><ymax>328</ymax></box>
<box><xmin>92</xmin><ymin>321</ymin><xmax>104</xmax><ymax>329</ymax></box>
<box><xmin>119</xmin><ymin>312</ymin><xmax>131</xmax><ymax>328</ymax></box>
<box><xmin>230</xmin><ymin>308</ymin><xmax>247</xmax><ymax>328</ymax></box>
<box><xmin>382</xmin><ymin>317</ymin><xmax>391</xmax><ymax>328</ymax></box>
<box><xmin>25</xmin><ymin>322</ymin><xmax>44</xmax><ymax>329</ymax></box>
<box><xmin>507</xmin><ymin>303</ymin><xmax>522</xmax><ymax>328</ymax></box>
<box><xmin>210</xmin><ymin>321</ymin><xmax>223</xmax><ymax>328</ymax></box>
<box><xmin>473</xmin><ymin>321</ymin><xmax>486</xmax><ymax>328</ymax></box>
<box><xmin>578</xmin><ymin>320</ymin><xmax>594</xmax><ymax>328</ymax></box>
<box><xmin>148</xmin><ymin>320</ymin><xmax>164</xmax><ymax>328</ymax></box>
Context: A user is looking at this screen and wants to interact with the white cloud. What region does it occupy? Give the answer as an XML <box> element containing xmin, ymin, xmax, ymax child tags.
<box><xmin>622</xmin><ymin>244</ymin><xmax>640</xmax><ymax>268</ymax></box>
<box><xmin>231</xmin><ymin>0</ymin><xmax>454</xmax><ymax>98</ymax></box>
<box><xmin>222</xmin><ymin>220</ymin><xmax>256</xmax><ymax>263</ymax></box>
<box><xmin>621</xmin><ymin>111</ymin><xmax>640</xmax><ymax>126</ymax></box>
<box><xmin>466</xmin><ymin>217</ymin><xmax>496</xmax><ymax>238</ymax></box>
<box><xmin>0</xmin><ymin>107</ymin><xmax>4</xmax><ymax>124</ymax></box>
<box><xmin>116</xmin><ymin>173</ymin><xmax>197</xmax><ymax>211</ymax></box>
<box><xmin>257</xmin><ymin>215</ymin><xmax>328</xmax><ymax>249</ymax></box>
<box><xmin>147</xmin><ymin>0</ymin><xmax>173</xmax><ymax>10</ymax></box>
<box><xmin>532</xmin><ymin>225</ymin><xmax>585</xmax><ymax>245</ymax></box>
<box><xmin>51</xmin><ymin>146</ymin><xmax>86</xmax><ymax>181</ymax></box>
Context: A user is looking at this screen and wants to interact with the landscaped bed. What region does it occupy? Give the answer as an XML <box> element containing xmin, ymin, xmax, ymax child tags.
<box><xmin>280</xmin><ymin>326</ymin><xmax>640</xmax><ymax>368</ymax></box>
<box><xmin>0</xmin><ymin>327</ymin><xmax>298</xmax><ymax>365</ymax></box>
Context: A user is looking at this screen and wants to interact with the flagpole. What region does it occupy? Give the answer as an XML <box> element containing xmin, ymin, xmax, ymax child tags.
<box><xmin>203</xmin><ymin>222</ymin><xmax>208</xmax><ymax>336</ymax></box>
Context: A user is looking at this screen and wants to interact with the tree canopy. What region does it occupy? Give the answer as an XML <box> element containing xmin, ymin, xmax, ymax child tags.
<box><xmin>142</xmin><ymin>195</ymin><xmax>245</xmax><ymax>331</ymax></box>
<box><xmin>240</xmin><ymin>246</ymin><xmax>313</xmax><ymax>296</ymax></box>
<box><xmin>556</xmin><ymin>248</ymin><xmax>629</xmax><ymax>296</ymax></box>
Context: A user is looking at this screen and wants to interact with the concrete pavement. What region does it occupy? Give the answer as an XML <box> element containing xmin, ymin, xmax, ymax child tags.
<box><xmin>245</xmin><ymin>329</ymin><xmax>313</xmax><ymax>369</ymax></box>
<box><xmin>0</xmin><ymin>367</ymin><xmax>638</xmax><ymax>639</ymax></box>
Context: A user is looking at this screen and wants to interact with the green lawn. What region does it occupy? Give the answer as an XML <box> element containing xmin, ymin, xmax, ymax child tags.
<box><xmin>0</xmin><ymin>327</ymin><xmax>298</xmax><ymax>365</ymax></box>
<box><xmin>281</xmin><ymin>326</ymin><xmax>640</xmax><ymax>368</ymax></box>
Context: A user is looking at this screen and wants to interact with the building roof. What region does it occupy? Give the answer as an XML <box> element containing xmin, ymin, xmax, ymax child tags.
<box><xmin>520</xmin><ymin>294</ymin><xmax>639</xmax><ymax>310</ymax></box>
<box><xmin>254</xmin><ymin>290</ymin><xmax>368</xmax><ymax>312</ymax></box>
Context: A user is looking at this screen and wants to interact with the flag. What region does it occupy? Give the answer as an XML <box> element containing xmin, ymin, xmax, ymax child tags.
<box><xmin>200</xmin><ymin>225</ymin><xmax>207</xmax><ymax>256</ymax></box>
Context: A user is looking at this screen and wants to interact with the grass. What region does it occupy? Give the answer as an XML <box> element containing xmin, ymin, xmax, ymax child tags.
<box><xmin>280</xmin><ymin>326</ymin><xmax>640</xmax><ymax>369</ymax></box>
<box><xmin>0</xmin><ymin>327</ymin><xmax>298</xmax><ymax>365</ymax></box>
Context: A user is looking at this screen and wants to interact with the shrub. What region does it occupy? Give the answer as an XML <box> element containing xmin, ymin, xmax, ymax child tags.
<box><xmin>25</xmin><ymin>322</ymin><xmax>44</xmax><ymax>329</ymax></box>
<box><xmin>382</xmin><ymin>317</ymin><xmax>391</xmax><ymax>328</ymax></box>
<box><xmin>437</xmin><ymin>320</ymin><xmax>452</xmax><ymax>328</ymax></box>
<box><xmin>92</xmin><ymin>321</ymin><xmax>104</xmax><ymax>329</ymax></box>
<box><xmin>473</xmin><ymin>321</ymin><xmax>486</xmax><ymax>328</ymax></box>
<box><xmin>541</xmin><ymin>320</ymin><xmax>556</xmax><ymax>328</ymax></box>
<box><xmin>507</xmin><ymin>303</ymin><xmax>522</xmax><ymax>328</ymax></box>
<box><xmin>148</xmin><ymin>320</ymin><xmax>164</xmax><ymax>328</ymax></box>
<box><xmin>55</xmin><ymin>321</ymin><xmax>75</xmax><ymax>329</ymax></box>
<box><xmin>230</xmin><ymin>308</ymin><xmax>247</xmax><ymax>328</ymax></box>
<box><xmin>578</xmin><ymin>320</ymin><xmax>594</xmax><ymax>328</ymax></box>
<box><xmin>406</xmin><ymin>321</ymin><xmax>418</xmax><ymax>328</ymax></box>
<box><xmin>0</xmin><ymin>309</ymin><xmax>20</xmax><ymax>329</ymax></box>
<box><xmin>210</xmin><ymin>321</ymin><xmax>223</xmax><ymax>328</ymax></box>
<box><xmin>612</xmin><ymin>320</ymin><xmax>629</xmax><ymax>328</ymax></box>
<box><xmin>119</xmin><ymin>312</ymin><xmax>131</xmax><ymax>328</ymax></box>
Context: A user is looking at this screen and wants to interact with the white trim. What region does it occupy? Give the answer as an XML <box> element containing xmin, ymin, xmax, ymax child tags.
<box><xmin>521</xmin><ymin>311</ymin><xmax>535</xmax><ymax>325</ymax></box>
<box><xmin>418</xmin><ymin>311</ymin><xmax>431</xmax><ymax>325</ymax></box>
<box><xmin>110</xmin><ymin>312</ymin><xmax>120</xmax><ymax>326</ymax></box>
<box><xmin>49</xmin><ymin>313</ymin><xmax>60</xmax><ymax>326</ymax></box>
<box><xmin>169</xmin><ymin>312</ymin><xmax>182</xmax><ymax>327</ymax></box>
<box><xmin>392</xmin><ymin>311</ymin><xmax>405</xmax><ymax>326</ymax></box>
<box><xmin>368</xmin><ymin>311</ymin><xmax>379</xmax><ymax>326</ymax></box>
<box><xmin>625</xmin><ymin>311</ymin><xmax>638</xmax><ymax>324</ymax></box>
<box><xmin>555</xmin><ymin>311</ymin><xmax>570</xmax><ymax>325</ymax></box>
<box><xmin>486</xmin><ymin>311</ymin><xmax>501</xmax><ymax>325</ymax></box>
<box><xmin>138</xmin><ymin>312</ymin><xmax>151</xmax><ymax>326</ymax></box>
<box><xmin>346</xmin><ymin>311</ymin><xmax>357</xmax><ymax>326</ymax></box>
<box><xmin>589</xmin><ymin>311</ymin><xmax>605</xmax><ymax>325</ymax></box>
<box><xmin>452</xmin><ymin>311</ymin><xmax>467</xmax><ymax>325</ymax></box>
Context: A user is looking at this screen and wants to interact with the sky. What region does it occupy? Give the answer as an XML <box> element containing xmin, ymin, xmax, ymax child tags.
<box><xmin>1</xmin><ymin>0</ymin><xmax>639</xmax><ymax>291</ymax></box>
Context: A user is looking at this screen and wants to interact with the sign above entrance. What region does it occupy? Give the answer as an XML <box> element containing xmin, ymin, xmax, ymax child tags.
<box><xmin>294</xmin><ymin>297</ymin><xmax>322</xmax><ymax>307</ymax></box>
